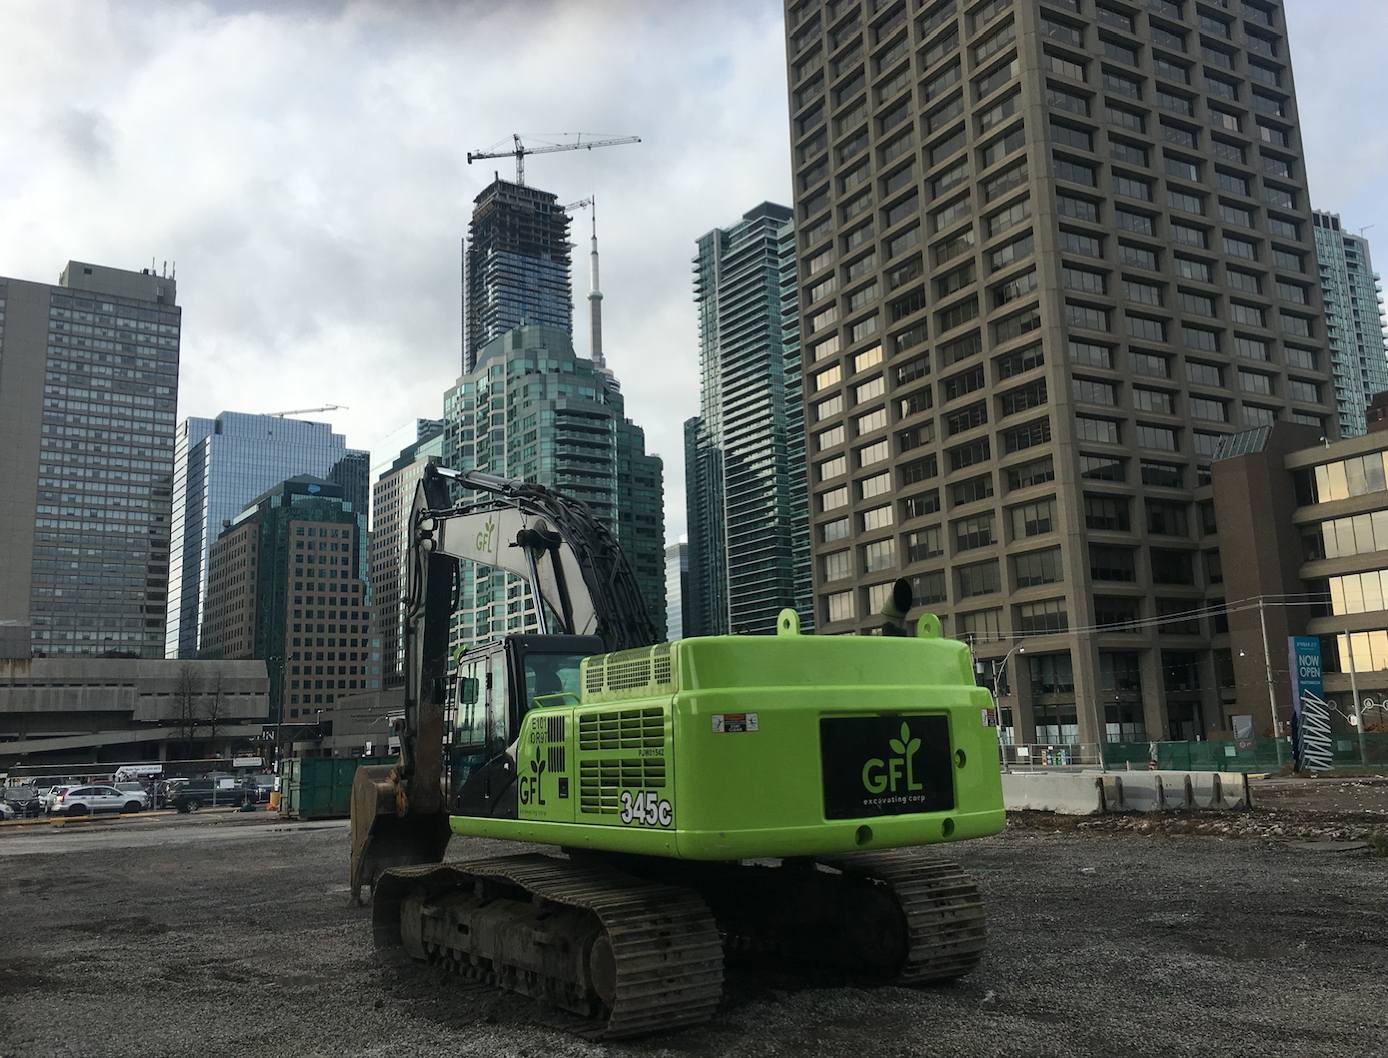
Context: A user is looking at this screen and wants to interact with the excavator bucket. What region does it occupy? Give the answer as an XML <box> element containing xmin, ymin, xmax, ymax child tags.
<box><xmin>349</xmin><ymin>764</ymin><xmax>452</xmax><ymax>905</ymax></box>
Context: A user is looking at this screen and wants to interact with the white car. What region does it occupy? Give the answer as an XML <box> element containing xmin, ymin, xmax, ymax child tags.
<box><xmin>0</xmin><ymin>801</ymin><xmax>14</xmax><ymax>821</ymax></box>
<box><xmin>50</xmin><ymin>785</ymin><xmax>145</xmax><ymax>816</ymax></box>
<box><xmin>113</xmin><ymin>782</ymin><xmax>151</xmax><ymax>810</ymax></box>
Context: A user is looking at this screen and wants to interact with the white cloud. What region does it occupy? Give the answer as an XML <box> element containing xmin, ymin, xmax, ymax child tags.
<box><xmin>0</xmin><ymin>0</ymin><xmax>789</xmax><ymax>544</ymax></box>
<box><xmin>1</xmin><ymin>0</ymin><xmax>1379</xmax><ymax>549</ymax></box>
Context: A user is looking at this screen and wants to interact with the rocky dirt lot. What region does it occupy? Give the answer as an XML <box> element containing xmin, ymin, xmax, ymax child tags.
<box><xmin>0</xmin><ymin>778</ymin><xmax>1384</xmax><ymax>1058</ymax></box>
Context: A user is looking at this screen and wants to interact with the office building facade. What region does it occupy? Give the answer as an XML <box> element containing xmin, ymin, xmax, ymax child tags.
<box><xmin>442</xmin><ymin>325</ymin><xmax>665</xmax><ymax>647</ymax></box>
<box><xmin>1312</xmin><ymin>211</ymin><xmax>1388</xmax><ymax>438</ymax></box>
<box><xmin>199</xmin><ymin>476</ymin><xmax>378</xmax><ymax>725</ymax></box>
<box><xmin>368</xmin><ymin>418</ymin><xmax>444</xmax><ymax>504</ymax></box>
<box><xmin>1208</xmin><ymin>422</ymin><xmax>1388</xmax><ymax>739</ymax></box>
<box><xmin>168</xmin><ymin>412</ymin><xmax>367</xmax><ymax>660</ymax></box>
<box><xmin>783</xmin><ymin>0</ymin><xmax>1335</xmax><ymax>744</ymax></box>
<box><xmin>0</xmin><ymin>261</ymin><xmax>180</xmax><ymax>659</ymax></box>
<box><xmin>464</xmin><ymin>180</ymin><xmax>573</xmax><ymax>374</ymax></box>
<box><xmin>665</xmin><ymin>541</ymin><xmax>691</xmax><ymax>640</ymax></box>
<box><xmin>371</xmin><ymin>424</ymin><xmax>445</xmax><ymax>687</ymax></box>
<box><xmin>685</xmin><ymin>203</ymin><xmax>814</xmax><ymax>636</ymax></box>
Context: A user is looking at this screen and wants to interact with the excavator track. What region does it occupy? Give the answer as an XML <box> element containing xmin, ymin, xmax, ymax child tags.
<box><xmin>816</xmin><ymin>849</ymin><xmax>987</xmax><ymax>984</ymax></box>
<box><xmin>576</xmin><ymin>847</ymin><xmax>988</xmax><ymax>988</ymax></box>
<box><xmin>371</xmin><ymin>854</ymin><xmax>724</xmax><ymax>1039</ymax></box>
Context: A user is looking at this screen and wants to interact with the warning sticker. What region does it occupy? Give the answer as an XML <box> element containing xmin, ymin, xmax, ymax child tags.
<box><xmin>712</xmin><ymin>713</ymin><xmax>758</xmax><ymax>733</ymax></box>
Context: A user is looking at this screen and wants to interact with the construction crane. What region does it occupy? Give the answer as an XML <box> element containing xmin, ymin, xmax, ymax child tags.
<box><xmin>564</xmin><ymin>197</ymin><xmax>593</xmax><ymax>212</ymax></box>
<box><xmin>467</xmin><ymin>133</ymin><xmax>640</xmax><ymax>186</ymax></box>
<box><xmin>266</xmin><ymin>404</ymin><xmax>348</xmax><ymax>418</ymax></box>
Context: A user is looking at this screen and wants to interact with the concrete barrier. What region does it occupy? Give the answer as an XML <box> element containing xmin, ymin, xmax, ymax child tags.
<box><xmin>1003</xmin><ymin>770</ymin><xmax>1256</xmax><ymax>814</ymax></box>
<box><xmin>1001</xmin><ymin>772</ymin><xmax>1104</xmax><ymax>814</ymax></box>
<box><xmin>1210</xmin><ymin>771</ymin><xmax>1253</xmax><ymax>810</ymax></box>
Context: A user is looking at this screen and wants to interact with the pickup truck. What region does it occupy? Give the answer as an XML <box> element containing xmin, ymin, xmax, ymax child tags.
<box><xmin>167</xmin><ymin>779</ymin><xmax>250</xmax><ymax>812</ymax></box>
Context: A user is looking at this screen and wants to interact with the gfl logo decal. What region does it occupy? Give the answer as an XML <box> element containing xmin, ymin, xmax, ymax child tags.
<box><xmin>862</xmin><ymin>721</ymin><xmax>923</xmax><ymax>794</ymax></box>
<box><xmin>476</xmin><ymin>515</ymin><xmax>495</xmax><ymax>554</ymax></box>
<box><xmin>518</xmin><ymin>750</ymin><xmax>545</xmax><ymax>805</ymax></box>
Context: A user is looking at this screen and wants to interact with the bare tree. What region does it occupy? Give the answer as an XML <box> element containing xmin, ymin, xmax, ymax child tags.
<box><xmin>174</xmin><ymin>663</ymin><xmax>200</xmax><ymax>743</ymax></box>
<box><xmin>200</xmin><ymin>672</ymin><xmax>228</xmax><ymax>752</ymax></box>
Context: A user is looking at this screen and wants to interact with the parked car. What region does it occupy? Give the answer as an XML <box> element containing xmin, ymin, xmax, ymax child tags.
<box><xmin>243</xmin><ymin>775</ymin><xmax>276</xmax><ymax>804</ymax></box>
<box><xmin>0</xmin><ymin>800</ymin><xmax>14</xmax><ymax>821</ymax></box>
<box><xmin>44</xmin><ymin>786</ymin><xmax>72</xmax><ymax>814</ymax></box>
<box><xmin>154</xmin><ymin>777</ymin><xmax>190</xmax><ymax>809</ymax></box>
<box><xmin>50</xmin><ymin>785</ymin><xmax>145</xmax><ymax>816</ymax></box>
<box><xmin>168</xmin><ymin>779</ymin><xmax>245</xmax><ymax>812</ymax></box>
<box><xmin>113</xmin><ymin>782</ymin><xmax>151</xmax><ymax>811</ymax></box>
<box><xmin>2</xmin><ymin>786</ymin><xmax>42</xmax><ymax>819</ymax></box>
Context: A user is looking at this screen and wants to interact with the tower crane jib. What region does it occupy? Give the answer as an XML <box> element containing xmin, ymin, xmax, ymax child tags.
<box><xmin>466</xmin><ymin>133</ymin><xmax>640</xmax><ymax>185</ymax></box>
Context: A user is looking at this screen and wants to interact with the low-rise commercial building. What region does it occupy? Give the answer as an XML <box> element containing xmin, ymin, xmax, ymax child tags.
<box><xmin>0</xmin><ymin>657</ymin><xmax>268</xmax><ymax>766</ymax></box>
<box><xmin>1210</xmin><ymin>422</ymin><xmax>1388</xmax><ymax>737</ymax></box>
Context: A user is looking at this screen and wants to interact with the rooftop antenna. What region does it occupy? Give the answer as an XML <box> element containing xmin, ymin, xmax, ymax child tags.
<box><xmin>589</xmin><ymin>195</ymin><xmax>604</xmax><ymax>371</ymax></box>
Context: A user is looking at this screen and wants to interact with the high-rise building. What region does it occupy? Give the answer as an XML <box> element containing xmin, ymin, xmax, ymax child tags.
<box><xmin>783</xmin><ymin>0</ymin><xmax>1336</xmax><ymax>744</ymax></box>
<box><xmin>665</xmin><ymin>541</ymin><xmax>691</xmax><ymax>640</ymax></box>
<box><xmin>199</xmin><ymin>475</ymin><xmax>378</xmax><ymax>726</ymax></box>
<box><xmin>368</xmin><ymin>419</ymin><xmax>444</xmax><ymax>500</ymax></box>
<box><xmin>0</xmin><ymin>261</ymin><xmax>180</xmax><ymax>659</ymax></box>
<box><xmin>371</xmin><ymin>423</ymin><xmax>445</xmax><ymax>687</ymax></box>
<box><xmin>463</xmin><ymin>179</ymin><xmax>573</xmax><ymax>373</ymax></box>
<box><xmin>1312</xmin><ymin>211</ymin><xmax>1388</xmax><ymax>437</ymax></box>
<box><xmin>168</xmin><ymin>412</ymin><xmax>367</xmax><ymax>660</ymax></box>
<box><xmin>685</xmin><ymin>203</ymin><xmax>814</xmax><ymax>636</ymax></box>
<box><xmin>442</xmin><ymin>325</ymin><xmax>665</xmax><ymax>647</ymax></box>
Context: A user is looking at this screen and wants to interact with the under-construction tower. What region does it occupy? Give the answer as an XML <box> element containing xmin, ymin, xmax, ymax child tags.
<box><xmin>463</xmin><ymin>179</ymin><xmax>572</xmax><ymax>373</ymax></box>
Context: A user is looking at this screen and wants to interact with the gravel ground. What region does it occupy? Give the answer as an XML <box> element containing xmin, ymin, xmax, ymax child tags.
<box><xmin>1</xmin><ymin>785</ymin><xmax>1385</xmax><ymax>1058</ymax></box>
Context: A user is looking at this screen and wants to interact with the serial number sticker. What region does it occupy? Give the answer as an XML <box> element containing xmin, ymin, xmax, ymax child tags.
<box><xmin>711</xmin><ymin>713</ymin><xmax>758</xmax><ymax>733</ymax></box>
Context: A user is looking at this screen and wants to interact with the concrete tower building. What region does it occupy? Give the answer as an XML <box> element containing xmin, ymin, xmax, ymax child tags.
<box><xmin>685</xmin><ymin>203</ymin><xmax>814</xmax><ymax>636</ymax></box>
<box><xmin>463</xmin><ymin>179</ymin><xmax>573</xmax><ymax>374</ymax></box>
<box><xmin>0</xmin><ymin>261</ymin><xmax>180</xmax><ymax>659</ymax></box>
<box><xmin>371</xmin><ymin>423</ymin><xmax>445</xmax><ymax>687</ymax></box>
<box><xmin>783</xmin><ymin>0</ymin><xmax>1335</xmax><ymax>744</ymax></box>
<box><xmin>1312</xmin><ymin>211</ymin><xmax>1388</xmax><ymax>437</ymax></box>
<box><xmin>167</xmin><ymin>412</ymin><xmax>367</xmax><ymax>660</ymax></box>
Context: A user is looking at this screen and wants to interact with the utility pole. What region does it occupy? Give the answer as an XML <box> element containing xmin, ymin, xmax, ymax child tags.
<box><xmin>1259</xmin><ymin>597</ymin><xmax>1284</xmax><ymax>767</ymax></box>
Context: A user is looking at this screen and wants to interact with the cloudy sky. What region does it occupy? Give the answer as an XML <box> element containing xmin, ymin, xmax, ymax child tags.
<box><xmin>0</xmin><ymin>0</ymin><xmax>1383</xmax><ymax>544</ymax></box>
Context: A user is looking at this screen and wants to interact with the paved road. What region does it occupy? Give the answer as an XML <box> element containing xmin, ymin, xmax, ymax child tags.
<box><xmin>2</xmin><ymin>813</ymin><xmax>1385</xmax><ymax>1057</ymax></box>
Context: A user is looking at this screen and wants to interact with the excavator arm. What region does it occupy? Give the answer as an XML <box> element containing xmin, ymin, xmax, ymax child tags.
<box><xmin>350</xmin><ymin>464</ymin><xmax>657</xmax><ymax>901</ymax></box>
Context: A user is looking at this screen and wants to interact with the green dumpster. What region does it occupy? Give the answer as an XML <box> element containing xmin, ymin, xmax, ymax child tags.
<box><xmin>278</xmin><ymin>756</ymin><xmax>396</xmax><ymax>820</ymax></box>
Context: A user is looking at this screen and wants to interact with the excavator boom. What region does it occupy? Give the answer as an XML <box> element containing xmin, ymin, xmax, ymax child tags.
<box><xmin>350</xmin><ymin>463</ymin><xmax>657</xmax><ymax>900</ymax></box>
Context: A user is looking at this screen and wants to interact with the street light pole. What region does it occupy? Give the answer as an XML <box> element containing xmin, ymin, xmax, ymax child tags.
<box><xmin>991</xmin><ymin>644</ymin><xmax>1025</xmax><ymax>761</ymax></box>
<box><xmin>1345</xmin><ymin>632</ymin><xmax>1369</xmax><ymax>767</ymax></box>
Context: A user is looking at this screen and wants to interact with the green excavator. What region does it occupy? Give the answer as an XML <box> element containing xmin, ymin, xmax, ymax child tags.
<box><xmin>350</xmin><ymin>463</ymin><xmax>1004</xmax><ymax>1037</ymax></box>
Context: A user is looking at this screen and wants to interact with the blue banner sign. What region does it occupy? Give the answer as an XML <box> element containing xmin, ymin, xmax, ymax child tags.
<box><xmin>1288</xmin><ymin>636</ymin><xmax>1332</xmax><ymax>771</ymax></box>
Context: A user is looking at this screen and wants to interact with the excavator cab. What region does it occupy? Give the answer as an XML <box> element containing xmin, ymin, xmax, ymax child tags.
<box><xmin>448</xmin><ymin>634</ymin><xmax>603</xmax><ymax>819</ymax></box>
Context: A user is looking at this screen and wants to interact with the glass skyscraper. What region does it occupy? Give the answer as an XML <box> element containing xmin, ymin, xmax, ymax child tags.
<box><xmin>464</xmin><ymin>180</ymin><xmax>573</xmax><ymax>374</ymax></box>
<box><xmin>0</xmin><ymin>261</ymin><xmax>180</xmax><ymax>659</ymax></box>
<box><xmin>168</xmin><ymin>412</ymin><xmax>367</xmax><ymax>659</ymax></box>
<box><xmin>685</xmin><ymin>203</ymin><xmax>813</xmax><ymax>636</ymax></box>
<box><xmin>442</xmin><ymin>325</ymin><xmax>665</xmax><ymax>648</ymax></box>
<box><xmin>1312</xmin><ymin>211</ymin><xmax>1388</xmax><ymax>437</ymax></box>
